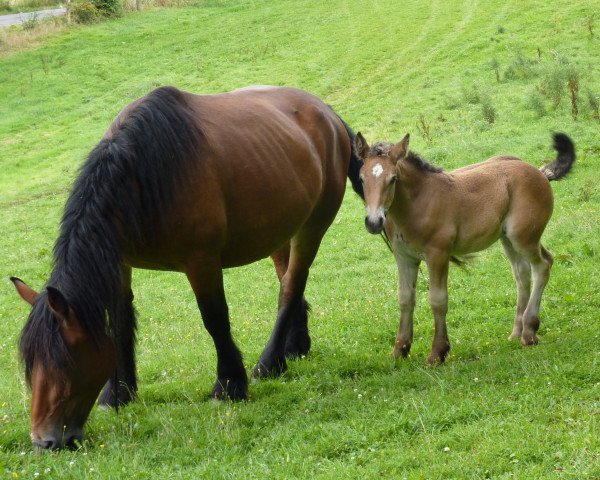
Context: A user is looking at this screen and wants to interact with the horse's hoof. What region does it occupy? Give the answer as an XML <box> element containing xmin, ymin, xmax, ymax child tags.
<box><xmin>211</xmin><ymin>377</ymin><xmax>248</xmax><ymax>401</ymax></box>
<box><xmin>252</xmin><ymin>358</ymin><xmax>287</xmax><ymax>379</ymax></box>
<box><xmin>284</xmin><ymin>332</ymin><xmax>311</xmax><ymax>359</ymax></box>
<box><xmin>520</xmin><ymin>334</ymin><xmax>539</xmax><ymax>347</ymax></box>
<box><xmin>508</xmin><ymin>332</ymin><xmax>521</xmax><ymax>341</ymax></box>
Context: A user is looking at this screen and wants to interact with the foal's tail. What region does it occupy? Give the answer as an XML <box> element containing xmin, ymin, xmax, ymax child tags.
<box><xmin>540</xmin><ymin>133</ymin><xmax>576</xmax><ymax>181</ymax></box>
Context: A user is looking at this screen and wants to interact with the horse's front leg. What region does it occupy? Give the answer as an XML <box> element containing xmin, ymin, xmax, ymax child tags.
<box><xmin>187</xmin><ymin>261</ymin><xmax>248</xmax><ymax>400</ymax></box>
<box><xmin>425</xmin><ymin>251</ymin><xmax>451</xmax><ymax>364</ymax></box>
<box><xmin>391</xmin><ymin>253</ymin><xmax>420</xmax><ymax>358</ymax></box>
<box><xmin>98</xmin><ymin>266</ymin><xmax>138</xmax><ymax>408</ymax></box>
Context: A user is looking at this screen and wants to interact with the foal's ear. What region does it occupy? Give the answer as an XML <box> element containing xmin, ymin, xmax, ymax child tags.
<box><xmin>354</xmin><ymin>132</ymin><xmax>370</xmax><ymax>159</ymax></box>
<box><xmin>46</xmin><ymin>287</ymin><xmax>70</xmax><ymax>320</ymax></box>
<box><xmin>389</xmin><ymin>133</ymin><xmax>410</xmax><ymax>164</ymax></box>
<box><xmin>10</xmin><ymin>277</ymin><xmax>39</xmax><ymax>306</ymax></box>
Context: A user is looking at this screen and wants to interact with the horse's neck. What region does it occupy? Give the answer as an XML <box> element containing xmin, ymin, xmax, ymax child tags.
<box><xmin>392</xmin><ymin>164</ymin><xmax>447</xmax><ymax>223</ymax></box>
<box><xmin>395</xmin><ymin>162</ymin><xmax>428</xmax><ymax>204</ymax></box>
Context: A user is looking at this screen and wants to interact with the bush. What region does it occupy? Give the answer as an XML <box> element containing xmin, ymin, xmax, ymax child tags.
<box><xmin>73</xmin><ymin>1</ymin><xmax>98</xmax><ymax>23</ymax></box>
<box><xmin>91</xmin><ymin>0</ymin><xmax>122</xmax><ymax>16</ymax></box>
<box><xmin>21</xmin><ymin>13</ymin><xmax>39</xmax><ymax>30</ymax></box>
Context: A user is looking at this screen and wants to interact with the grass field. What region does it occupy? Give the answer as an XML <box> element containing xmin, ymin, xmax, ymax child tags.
<box><xmin>1</xmin><ymin>0</ymin><xmax>599</xmax><ymax>478</ymax></box>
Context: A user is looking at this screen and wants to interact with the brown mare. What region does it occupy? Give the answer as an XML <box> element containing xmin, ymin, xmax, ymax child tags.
<box><xmin>11</xmin><ymin>85</ymin><xmax>363</xmax><ymax>449</ymax></box>
<box><xmin>354</xmin><ymin>132</ymin><xmax>575</xmax><ymax>363</ymax></box>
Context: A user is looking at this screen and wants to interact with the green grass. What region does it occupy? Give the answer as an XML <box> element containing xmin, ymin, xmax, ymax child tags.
<box><xmin>1</xmin><ymin>0</ymin><xmax>599</xmax><ymax>478</ymax></box>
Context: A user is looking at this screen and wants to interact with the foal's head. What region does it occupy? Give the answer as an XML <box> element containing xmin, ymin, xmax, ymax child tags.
<box><xmin>11</xmin><ymin>278</ymin><xmax>116</xmax><ymax>449</ymax></box>
<box><xmin>354</xmin><ymin>132</ymin><xmax>410</xmax><ymax>234</ymax></box>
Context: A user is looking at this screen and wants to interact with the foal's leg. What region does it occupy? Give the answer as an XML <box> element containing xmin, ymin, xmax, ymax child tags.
<box><xmin>501</xmin><ymin>237</ymin><xmax>531</xmax><ymax>341</ymax></box>
<box><xmin>391</xmin><ymin>253</ymin><xmax>420</xmax><ymax>358</ymax></box>
<box><xmin>254</xmin><ymin>229</ymin><xmax>325</xmax><ymax>378</ymax></box>
<box><xmin>187</xmin><ymin>261</ymin><xmax>247</xmax><ymax>400</ymax></box>
<box><xmin>271</xmin><ymin>245</ymin><xmax>311</xmax><ymax>359</ymax></box>
<box><xmin>98</xmin><ymin>266</ymin><xmax>138</xmax><ymax>408</ymax></box>
<box><xmin>425</xmin><ymin>251</ymin><xmax>451</xmax><ymax>364</ymax></box>
<box><xmin>518</xmin><ymin>244</ymin><xmax>553</xmax><ymax>346</ymax></box>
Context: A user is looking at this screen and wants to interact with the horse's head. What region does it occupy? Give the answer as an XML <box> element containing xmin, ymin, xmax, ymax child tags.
<box><xmin>354</xmin><ymin>132</ymin><xmax>410</xmax><ymax>234</ymax></box>
<box><xmin>11</xmin><ymin>277</ymin><xmax>116</xmax><ymax>450</ymax></box>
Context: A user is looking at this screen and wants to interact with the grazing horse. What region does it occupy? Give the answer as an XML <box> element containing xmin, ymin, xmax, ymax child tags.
<box><xmin>354</xmin><ymin>132</ymin><xmax>575</xmax><ymax>363</ymax></box>
<box><xmin>11</xmin><ymin>85</ymin><xmax>363</xmax><ymax>449</ymax></box>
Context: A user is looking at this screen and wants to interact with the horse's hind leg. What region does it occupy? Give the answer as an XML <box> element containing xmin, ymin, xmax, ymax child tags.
<box><xmin>501</xmin><ymin>237</ymin><xmax>532</xmax><ymax>341</ymax></box>
<box><xmin>271</xmin><ymin>245</ymin><xmax>311</xmax><ymax>359</ymax></box>
<box><xmin>520</xmin><ymin>245</ymin><xmax>553</xmax><ymax>345</ymax></box>
<box><xmin>98</xmin><ymin>266</ymin><xmax>138</xmax><ymax>408</ymax></box>
<box><xmin>254</xmin><ymin>226</ymin><xmax>328</xmax><ymax>378</ymax></box>
<box><xmin>187</xmin><ymin>260</ymin><xmax>247</xmax><ymax>400</ymax></box>
<box><xmin>509</xmin><ymin>240</ymin><xmax>553</xmax><ymax>346</ymax></box>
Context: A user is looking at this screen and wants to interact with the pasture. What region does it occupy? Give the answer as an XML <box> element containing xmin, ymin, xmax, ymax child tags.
<box><xmin>1</xmin><ymin>0</ymin><xmax>599</xmax><ymax>477</ymax></box>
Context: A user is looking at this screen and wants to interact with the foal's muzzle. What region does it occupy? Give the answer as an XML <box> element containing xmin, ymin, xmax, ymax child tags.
<box><xmin>365</xmin><ymin>207</ymin><xmax>386</xmax><ymax>234</ymax></box>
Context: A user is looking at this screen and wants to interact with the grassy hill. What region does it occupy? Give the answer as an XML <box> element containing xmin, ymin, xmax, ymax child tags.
<box><xmin>1</xmin><ymin>0</ymin><xmax>599</xmax><ymax>478</ymax></box>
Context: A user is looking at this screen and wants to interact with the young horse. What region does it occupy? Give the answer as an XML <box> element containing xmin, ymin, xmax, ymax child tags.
<box><xmin>11</xmin><ymin>85</ymin><xmax>363</xmax><ymax>449</ymax></box>
<box><xmin>354</xmin><ymin>132</ymin><xmax>575</xmax><ymax>363</ymax></box>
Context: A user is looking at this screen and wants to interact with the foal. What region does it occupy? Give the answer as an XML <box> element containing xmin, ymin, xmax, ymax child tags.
<box><xmin>355</xmin><ymin>132</ymin><xmax>575</xmax><ymax>363</ymax></box>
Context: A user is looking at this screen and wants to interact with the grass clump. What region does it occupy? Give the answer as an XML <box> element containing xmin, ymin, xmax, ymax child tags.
<box><xmin>528</xmin><ymin>89</ymin><xmax>546</xmax><ymax>117</ymax></box>
<box><xmin>586</xmin><ymin>88</ymin><xmax>600</xmax><ymax>122</ymax></box>
<box><xmin>504</xmin><ymin>51</ymin><xmax>537</xmax><ymax>80</ymax></box>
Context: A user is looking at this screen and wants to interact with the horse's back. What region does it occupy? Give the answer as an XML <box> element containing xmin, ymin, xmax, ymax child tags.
<box><xmin>122</xmin><ymin>86</ymin><xmax>351</xmax><ymax>270</ymax></box>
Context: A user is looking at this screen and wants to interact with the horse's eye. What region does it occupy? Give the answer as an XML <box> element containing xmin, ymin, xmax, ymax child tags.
<box><xmin>389</xmin><ymin>175</ymin><xmax>398</xmax><ymax>184</ymax></box>
<box><xmin>359</xmin><ymin>175</ymin><xmax>365</xmax><ymax>184</ymax></box>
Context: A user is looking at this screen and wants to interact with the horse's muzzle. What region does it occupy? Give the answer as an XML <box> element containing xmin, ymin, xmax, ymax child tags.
<box><xmin>32</xmin><ymin>429</ymin><xmax>83</xmax><ymax>450</ymax></box>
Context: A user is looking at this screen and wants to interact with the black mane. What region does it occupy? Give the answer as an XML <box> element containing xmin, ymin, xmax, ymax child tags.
<box><xmin>20</xmin><ymin>86</ymin><xmax>202</xmax><ymax>383</ymax></box>
<box><xmin>368</xmin><ymin>142</ymin><xmax>443</xmax><ymax>174</ymax></box>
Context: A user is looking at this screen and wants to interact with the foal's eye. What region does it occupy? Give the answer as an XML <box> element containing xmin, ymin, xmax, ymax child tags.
<box><xmin>388</xmin><ymin>175</ymin><xmax>398</xmax><ymax>185</ymax></box>
<box><xmin>359</xmin><ymin>174</ymin><xmax>365</xmax><ymax>184</ymax></box>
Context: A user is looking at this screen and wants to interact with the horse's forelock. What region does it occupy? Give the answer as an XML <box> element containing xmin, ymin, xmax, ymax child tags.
<box><xmin>19</xmin><ymin>292</ymin><xmax>72</xmax><ymax>386</ymax></box>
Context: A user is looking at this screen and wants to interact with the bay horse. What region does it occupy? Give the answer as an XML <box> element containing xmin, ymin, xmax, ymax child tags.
<box><xmin>354</xmin><ymin>132</ymin><xmax>575</xmax><ymax>363</ymax></box>
<box><xmin>11</xmin><ymin>85</ymin><xmax>363</xmax><ymax>449</ymax></box>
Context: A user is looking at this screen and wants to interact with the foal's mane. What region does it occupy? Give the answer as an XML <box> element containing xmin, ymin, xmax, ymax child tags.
<box><xmin>19</xmin><ymin>86</ymin><xmax>203</xmax><ymax>383</ymax></box>
<box><xmin>368</xmin><ymin>142</ymin><xmax>443</xmax><ymax>174</ymax></box>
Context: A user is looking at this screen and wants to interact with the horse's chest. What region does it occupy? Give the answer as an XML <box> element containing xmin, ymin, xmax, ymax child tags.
<box><xmin>388</xmin><ymin>224</ymin><xmax>425</xmax><ymax>260</ymax></box>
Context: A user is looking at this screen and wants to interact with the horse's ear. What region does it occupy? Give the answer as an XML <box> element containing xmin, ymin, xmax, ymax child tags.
<box><xmin>354</xmin><ymin>132</ymin><xmax>370</xmax><ymax>159</ymax></box>
<box><xmin>10</xmin><ymin>277</ymin><xmax>39</xmax><ymax>306</ymax></box>
<box><xmin>389</xmin><ymin>133</ymin><xmax>410</xmax><ymax>164</ymax></box>
<box><xmin>46</xmin><ymin>287</ymin><xmax>70</xmax><ymax>320</ymax></box>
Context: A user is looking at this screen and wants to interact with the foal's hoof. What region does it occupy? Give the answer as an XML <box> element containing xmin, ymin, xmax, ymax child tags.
<box><xmin>427</xmin><ymin>349</ymin><xmax>449</xmax><ymax>364</ymax></box>
<box><xmin>211</xmin><ymin>377</ymin><xmax>248</xmax><ymax>401</ymax></box>
<box><xmin>520</xmin><ymin>333</ymin><xmax>539</xmax><ymax>347</ymax></box>
<box><xmin>391</xmin><ymin>341</ymin><xmax>411</xmax><ymax>359</ymax></box>
<box><xmin>252</xmin><ymin>357</ymin><xmax>287</xmax><ymax>379</ymax></box>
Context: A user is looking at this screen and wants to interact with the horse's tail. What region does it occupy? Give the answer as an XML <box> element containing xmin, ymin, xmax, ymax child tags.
<box><xmin>334</xmin><ymin>113</ymin><xmax>364</xmax><ymax>199</ymax></box>
<box><xmin>540</xmin><ymin>133</ymin><xmax>576</xmax><ymax>181</ymax></box>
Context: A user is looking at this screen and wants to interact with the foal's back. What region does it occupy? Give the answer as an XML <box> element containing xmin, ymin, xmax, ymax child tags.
<box><xmin>448</xmin><ymin>155</ymin><xmax>554</xmax><ymax>255</ymax></box>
